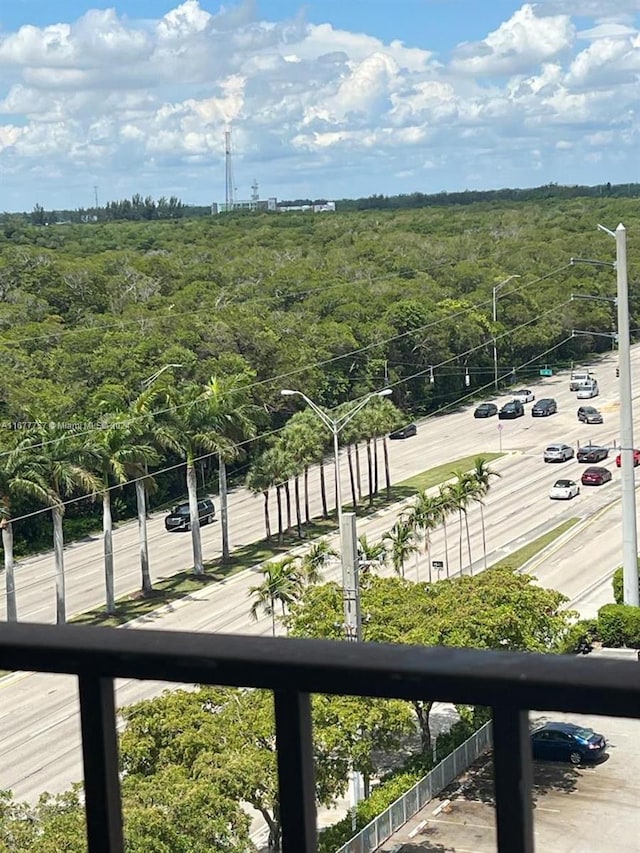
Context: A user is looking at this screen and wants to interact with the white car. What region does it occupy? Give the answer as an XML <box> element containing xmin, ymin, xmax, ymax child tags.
<box><xmin>511</xmin><ymin>389</ymin><xmax>535</xmax><ymax>403</ymax></box>
<box><xmin>576</xmin><ymin>382</ymin><xmax>599</xmax><ymax>399</ymax></box>
<box><xmin>549</xmin><ymin>479</ymin><xmax>580</xmax><ymax>500</ymax></box>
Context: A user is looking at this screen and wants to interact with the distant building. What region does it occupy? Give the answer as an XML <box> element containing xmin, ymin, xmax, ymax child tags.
<box><xmin>216</xmin><ymin>197</ymin><xmax>278</xmax><ymax>213</ymax></box>
<box><xmin>277</xmin><ymin>201</ymin><xmax>336</xmax><ymax>213</ymax></box>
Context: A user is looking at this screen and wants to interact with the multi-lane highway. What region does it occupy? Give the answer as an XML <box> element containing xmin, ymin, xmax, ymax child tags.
<box><xmin>1</xmin><ymin>346</ymin><xmax>638</xmax><ymax>807</ymax></box>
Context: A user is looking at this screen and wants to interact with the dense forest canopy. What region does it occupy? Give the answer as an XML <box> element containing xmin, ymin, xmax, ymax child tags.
<box><xmin>0</xmin><ymin>195</ymin><xmax>637</xmax><ymax>550</ymax></box>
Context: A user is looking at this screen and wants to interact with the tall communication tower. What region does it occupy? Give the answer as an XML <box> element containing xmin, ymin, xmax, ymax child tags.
<box><xmin>251</xmin><ymin>179</ymin><xmax>259</xmax><ymax>202</ymax></box>
<box><xmin>225</xmin><ymin>130</ymin><xmax>235</xmax><ymax>209</ymax></box>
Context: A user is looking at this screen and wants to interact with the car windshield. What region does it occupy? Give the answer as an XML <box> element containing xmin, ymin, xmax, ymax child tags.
<box><xmin>172</xmin><ymin>505</ymin><xmax>190</xmax><ymax>515</ymax></box>
<box><xmin>572</xmin><ymin>727</ymin><xmax>595</xmax><ymax>740</ymax></box>
<box><xmin>583</xmin><ymin>407</ymin><xmax>597</xmax><ymax>414</ymax></box>
<box><xmin>546</xmin><ymin>446</ymin><xmax>560</xmax><ymax>452</ymax></box>
<box><xmin>554</xmin><ymin>480</ymin><xmax>572</xmax><ymax>488</ymax></box>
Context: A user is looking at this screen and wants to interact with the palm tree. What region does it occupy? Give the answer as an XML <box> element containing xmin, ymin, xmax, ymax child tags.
<box><xmin>248</xmin><ymin>557</ymin><xmax>302</xmax><ymax>636</ymax></box>
<box><xmin>369</xmin><ymin>399</ymin><xmax>402</xmax><ymax>499</ymax></box>
<box><xmin>0</xmin><ymin>455</ymin><xmax>56</xmax><ymax>622</ymax></box>
<box><xmin>300</xmin><ymin>539</ymin><xmax>337</xmax><ymax>585</ymax></box>
<box><xmin>383</xmin><ymin>520</ymin><xmax>418</xmax><ymax>579</ymax></box>
<box><xmin>357</xmin><ymin>534</ymin><xmax>388</xmax><ymax>583</ymax></box>
<box><xmin>471</xmin><ymin>457</ymin><xmax>501</xmax><ymax>570</ymax></box>
<box><xmin>437</xmin><ymin>484</ymin><xmax>454</xmax><ymax>578</ymax></box>
<box><xmin>246</xmin><ymin>452</ymin><xmax>277</xmax><ymax>541</ymax></box>
<box><xmin>281</xmin><ymin>411</ymin><xmax>326</xmax><ymax>525</ymax></box>
<box><xmin>202</xmin><ymin>375</ymin><xmax>260</xmax><ymax>563</ymax></box>
<box><xmin>152</xmin><ymin>382</ymin><xmax>228</xmax><ymax>575</ymax></box>
<box><xmin>402</xmin><ymin>490</ymin><xmax>441</xmax><ymax>582</ymax></box>
<box><xmin>9</xmin><ymin>423</ymin><xmax>101</xmax><ymax>624</ymax></box>
<box><xmin>446</xmin><ymin>472</ymin><xmax>475</xmax><ymax>575</ymax></box>
<box><xmin>89</xmin><ymin>410</ymin><xmax>158</xmax><ymax>614</ymax></box>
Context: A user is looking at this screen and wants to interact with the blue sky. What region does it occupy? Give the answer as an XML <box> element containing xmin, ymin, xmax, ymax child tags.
<box><xmin>1</xmin><ymin>1</ymin><xmax>640</xmax><ymax>211</ymax></box>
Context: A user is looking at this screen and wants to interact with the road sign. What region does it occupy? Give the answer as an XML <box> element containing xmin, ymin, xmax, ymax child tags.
<box><xmin>497</xmin><ymin>423</ymin><xmax>504</xmax><ymax>430</ymax></box>
<box><xmin>539</xmin><ymin>368</ymin><xmax>553</xmax><ymax>376</ymax></box>
<box><xmin>432</xmin><ymin>560</ymin><xmax>444</xmax><ymax>569</ymax></box>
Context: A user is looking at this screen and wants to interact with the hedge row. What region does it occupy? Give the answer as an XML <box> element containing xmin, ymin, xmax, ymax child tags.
<box><xmin>612</xmin><ymin>562</ymin><xmax>640</xmax><ymax>605</ymax></box>
<box><xmin>317</xmin><ymin>709</ymin><xmax>490</xmax><ymax>853</ymax></box>
<box><xmin>598</xmin><ymin>604</ymin><xmax>640</xmax><ymax>648</ymax></box>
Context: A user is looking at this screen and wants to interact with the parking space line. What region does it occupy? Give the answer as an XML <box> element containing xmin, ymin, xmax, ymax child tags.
<box><xmin>427</xmin><ymin>817</ymin><xmax>495</xmax><ymax>830</ymax></box>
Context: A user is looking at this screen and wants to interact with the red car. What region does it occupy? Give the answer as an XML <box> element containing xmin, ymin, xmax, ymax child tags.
<box><xmin>581</xmin><ymin>466</ymin><xmax>612</xmax><ymax>486</ymax></box>
<box><xmin>615</xmin><ymin>449</ymin><xmax>640</xmax><ymax>467</ymax></box>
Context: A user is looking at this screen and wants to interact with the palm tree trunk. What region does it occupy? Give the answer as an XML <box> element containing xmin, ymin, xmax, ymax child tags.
<box><xmin>186</xmin><ymin>460</ymin><xmax>203</xmax><ymax>575</ymax></box>
<box><xmin>294</xmin><ymin>477</ymin><xmax>302</xmax><ymax>538</ymax></box>
<box><xmin>347</xmin><ymin>445</ymin><xmax>357</xmax><ymax>508</ymax></box>
<box><xmin>276</xmin><ymin>485</ymin><xmax>283</xmax><ymax>542</ymax></box>
<box><xmin>442</xmin><ymin>518</ymin><xmax>450</xmax><ymax>578</ymax></box>
<box><xmin>366</xmin><ymin>440</ymin><xmax>373</xmax><ymax>505</ymax></box>
<box><xmin>135</xmin><ymin>478</ymin><xmax>152</xmax><ymax>593</ymax></box>
<box><xmin>219</xmin><ymin>456</ymin><xmax>230</xmax><ymax>562</ymax></box>
<box><xmin>458</xmin><ymin>510</ymin><xmax>463</xmax><ymax>575</ymax></box>
<box><xmin>303</xmin><ymin>466</ymin><xmax>310</xmax><ymax>524</ymax></box>
<box><xmin>382</xmin><ymin>436</ymin><xmax>391</xmax><ymax>498</ymax></box>
<box><xmin>355</xmin><ymin>444</ymin><xmax>362</xmax><ymax>499</ymax></box>
<box><xmin>319</xmin><ymin>461</ymin><xmax>328</xmax><ymax>518</ymax></box>
<box><xmin>2</xmin><ymin>521</ymin><xmax>17</xmax><ymax>622</ymax></box>
<box><xmin>262</xmin><ymin>490</ymin><xmax>271</xmax><ymax>540</ymax></box>
<box><xmin>284</xmin><ymin>481</ymin><xmax>292</xmax><ymax>531</ymax></box>
<box><xmin>52</xmin><ymin>504</ymin><xmax>66</xmax><ymax>624</ymax></box>
<box><xmin>373</xmin><ymin>436</ymin><xmax>379</xmax><ymax>495</ymax></box>
<box><xmin>465</xmin><ymin>514</ymin><xmax>473</xmax><ymax>575</ymax></box>
<box><xmin>102</xmin><ymin>487</ymin><xmax>115</xmax><ymax>614</ymax></box>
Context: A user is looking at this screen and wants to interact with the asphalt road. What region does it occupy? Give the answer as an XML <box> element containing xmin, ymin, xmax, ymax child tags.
<box><xmin>1</xmin><ymin>347</ymin><xmax>638</xmax><ymax>810</ymax></box>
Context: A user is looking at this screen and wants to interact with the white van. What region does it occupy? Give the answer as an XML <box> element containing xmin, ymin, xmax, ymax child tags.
<box><xmin>570</xmin><ymin>371</ymin><xmax>594</xmax><ymax>391</ymax></box>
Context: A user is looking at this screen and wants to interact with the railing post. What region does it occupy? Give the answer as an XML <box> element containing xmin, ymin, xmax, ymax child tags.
<box><xmin>274</xmin><ymin>690</ymin><xmax>317</xmax><ymax>853</ymax></box>
<box><xmin>492</xmin><ymin>705</ymin><xmax>534</xmax><ymax>853</ymax></box>
<box><xmin>78</xmin><ymin>676</ymin><xmax>124</xmax><ymax>853</ymax></box>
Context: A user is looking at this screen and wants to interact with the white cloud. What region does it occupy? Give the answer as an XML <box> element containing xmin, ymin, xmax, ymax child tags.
<box><xmin>451</xmin><ymin>4</ymin><xmax>574</xmax><ymax>75</ymax></box>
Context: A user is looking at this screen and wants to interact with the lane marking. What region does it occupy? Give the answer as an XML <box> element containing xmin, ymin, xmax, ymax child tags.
<box><xmin>428</xmin><ymin>817</ymin><xmax>494</xmax><ymax>830</ymax></box>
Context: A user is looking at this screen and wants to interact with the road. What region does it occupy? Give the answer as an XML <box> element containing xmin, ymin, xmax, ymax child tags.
<box><xmin>0</xmin><ymin>347</ymin><xmax>639</xmax><ymax>810</ymax></box>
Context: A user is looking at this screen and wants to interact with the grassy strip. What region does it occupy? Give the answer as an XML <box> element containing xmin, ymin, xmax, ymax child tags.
<box><xmin>491</xmin><ymin>517</ymin><xmax>580</xmax><ymax>572</ymax></box>
<box><xmin>72</xmin><ymin>452</ymin><xmax>505</xmax><ymax>627</ymax></box>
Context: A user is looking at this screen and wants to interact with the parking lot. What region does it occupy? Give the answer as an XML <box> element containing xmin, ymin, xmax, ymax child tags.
<box><xmin>381</xmin><ymin>711</ymin><xmax>640</xmax><ymax>852</ymax></box>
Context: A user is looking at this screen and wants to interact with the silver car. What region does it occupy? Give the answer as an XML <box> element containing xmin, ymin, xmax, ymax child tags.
<box><xmin>544</xmin><ymin>443</ymin><xmax>574</xmax><ymax>463</ymax></box>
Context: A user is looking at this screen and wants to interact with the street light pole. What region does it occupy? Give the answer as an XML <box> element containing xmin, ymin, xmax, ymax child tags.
<box><xmin>492</xmin><ymin>275</ymin><xmax>520</xmax><ymax>390</ymax></box>
<box><xmin>595</xmin><ymin>224</ymin><xmax>639</xmax><ymax>606</ymax></box>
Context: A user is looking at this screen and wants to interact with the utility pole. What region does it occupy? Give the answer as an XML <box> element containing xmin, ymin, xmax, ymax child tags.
<box><xmin>595</xmin><ymin>224</ymin><xmax>639</xmax><ymax>606</ymax></box>
<box><xmin>93</xmin><ymin>185</ymin><xmax>99</xmax><ymax>210</ymax></box>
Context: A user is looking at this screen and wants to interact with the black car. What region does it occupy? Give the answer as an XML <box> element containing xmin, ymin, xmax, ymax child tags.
<box><xmin>165</xmin><ymin>498</ymin><xmax>216</xmax><ymax>532</ymax></box>
<box><xmin>577</xmin><ymin>405</ymin><xmax>603</xmax><ymax>424</ymax></box>
<box><xmin>474</xmin><ymin>403</ymin><xmax>498</xmax><ymax>419</ymax></box>
<box><xmin>531</xmin><ymin>398</ymin><xmax>557</xmax><ymax>417</ymax></box>
<box><xmin>389</xmin><ymin>423</ymin><xmax>417</xmax><ymax>439</ymax></box>
<box><xmin>530</xmin><ymin>721</ymin><xmax>607</xmax><ymax>765</ymax></box>
<box><xmin>498</xmin><ymin>400</ymin><xmax>525</xmax><ymax>420</ymax></box>
<box><xmin>577</xmin><ymin>444</ymin><xmax>609</xmax><ymax>463</ymax></box>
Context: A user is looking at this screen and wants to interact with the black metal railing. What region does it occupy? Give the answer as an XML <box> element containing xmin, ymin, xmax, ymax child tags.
<box><xmin>0</xmin><ymin>622</ymin><xmax>638</xmax><ymax>853</ymax></box>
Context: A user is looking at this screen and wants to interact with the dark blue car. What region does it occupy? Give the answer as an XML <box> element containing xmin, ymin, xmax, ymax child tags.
<box><xmin>530</xmin><ymin>721</ymin><xmax>607</xmax><ymax>765</ymax></box>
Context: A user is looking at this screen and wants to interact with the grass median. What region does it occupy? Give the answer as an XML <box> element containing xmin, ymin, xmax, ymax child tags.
<box><xmin>72</xmin><ymin>452</ymin><xmax>505</xmax><ymax>627</ymax></box>
<box><xmin>491</xmin><ymin>517</ymin><xmax>580</xmax><ymax>572</ymax></box>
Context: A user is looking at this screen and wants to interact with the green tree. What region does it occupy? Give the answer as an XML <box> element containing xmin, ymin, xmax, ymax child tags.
<box><xmin>248</xmin><ymin>556</ymin><xmax>302</xmax><ymax>635</ymax></box>
<box><xmin>383</xmin><ymin>520</ymin><xmax>418</xmax><ymax>578</ymax></box>
<box><xmin>470</xmin><ymin>457</ymin><xmax>501</xmax><ymax>570</ymax></box>
<box><xmin>300</xmin><ymin>538</ymin><xmax>336</xmax><ymax>585</ymax></box>
<box><xmin>246</xmin><ymin>452</ymin><xmax>276</xmax><ymax>541</ymax></box>
<box><xmin>8</xmin><ymin>423</ymin><xmax>100</xmax><ymax>623</ymax></box>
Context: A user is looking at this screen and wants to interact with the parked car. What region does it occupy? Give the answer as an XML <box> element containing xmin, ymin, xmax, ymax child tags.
<box><xmin>530</xmin><ymin>722</ymin><xmax>607</xmax><ymax>765</ymax></box>
<box><xmin>511</xmin><ymin>389</ymin><xmax>535</xmax><ymax>403</ymax></box>
<box><xmin>581</xmin><ymin>466</ymin><xmax>612</xmax><ymax>486</ymax></box>
<box><xmin>474</xmin><ymin>403</ymin><xmax>498</xmax><ymax>419</ymax></box>
<box><xmin>389</xmin><ymin>423</ymin><xmax>417</xmax><ymax>439</ymax></box>
<box><xmin>165</xmin><ymin>498</ymin><xmax>216</xmax><ymax>532</ymax></box>
<box><xmin>615</xmin><ymin>449</ymin><xmax>640</xmax><ymax>467</ymax></box>
<box><xmin>576</xmin><ymin>380</ymin><xmax>599</xmax><ymax>399</ymax></box>
<box><xmin>532</xmin><ymin>398</ymin><xmax>557</xmax><ymax>417</ymax></box>
<box><xmin>577</xmin><ymin>444</ymin><xmax>609</xmax><ymax>463</ymax></box>
<box><xmin>549</xmin><ymin>479</ymin><xmax>580</xmax><ymax>500</ymax></box>
<box><xmin>577</xmin><ymin>406</ymin><xmax>603</xmax><ymax>424</ymax></box>
<box><xmin>543</xmin><ymin>443</ymin><xmax>574</xmax><ymax>463</ymax></box>
<box><xmin>498</xmin><ymin>400</ymin><xmax>525</xmax><ymax>420</ymax></box>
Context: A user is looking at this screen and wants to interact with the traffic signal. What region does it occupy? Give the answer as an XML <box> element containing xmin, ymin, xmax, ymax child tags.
<box><xmin>616</xmin><ymin>367</ymin><xmax>620</xmax><ymax>378</ymax></box>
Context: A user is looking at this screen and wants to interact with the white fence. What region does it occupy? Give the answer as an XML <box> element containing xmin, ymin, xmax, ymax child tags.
<box><xmin>334</xmin><ymin>721</ymin><xmax>492</xmax><ymax>853</ymax></box>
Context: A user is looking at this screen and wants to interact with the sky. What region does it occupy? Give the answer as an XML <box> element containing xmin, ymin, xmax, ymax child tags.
<box><xmin>1</xmin><ymin>1</ymin><xmax>640</xmax><ymax>211</ymax></box>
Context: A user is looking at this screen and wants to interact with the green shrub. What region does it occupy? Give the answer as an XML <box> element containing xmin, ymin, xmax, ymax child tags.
<box><xmin>612</xmin><ymin>561</ymin><xmax>640</xmax><ymax>605</ymax></box>
<box><xmin>559</xmin><ymin>619</ymin><xmax>599</xmax><ymax>654</ymax></box>
<box><xmin>598</xmin><ymin>604</ymin><xmax>640</xmax><ymax>648</ymax></box>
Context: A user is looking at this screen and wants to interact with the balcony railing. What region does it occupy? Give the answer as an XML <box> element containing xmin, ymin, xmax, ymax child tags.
<box><xmin>0</xmin><ymin>622</ymin><xmax>638</xmax><ymax>853</ymax></box>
